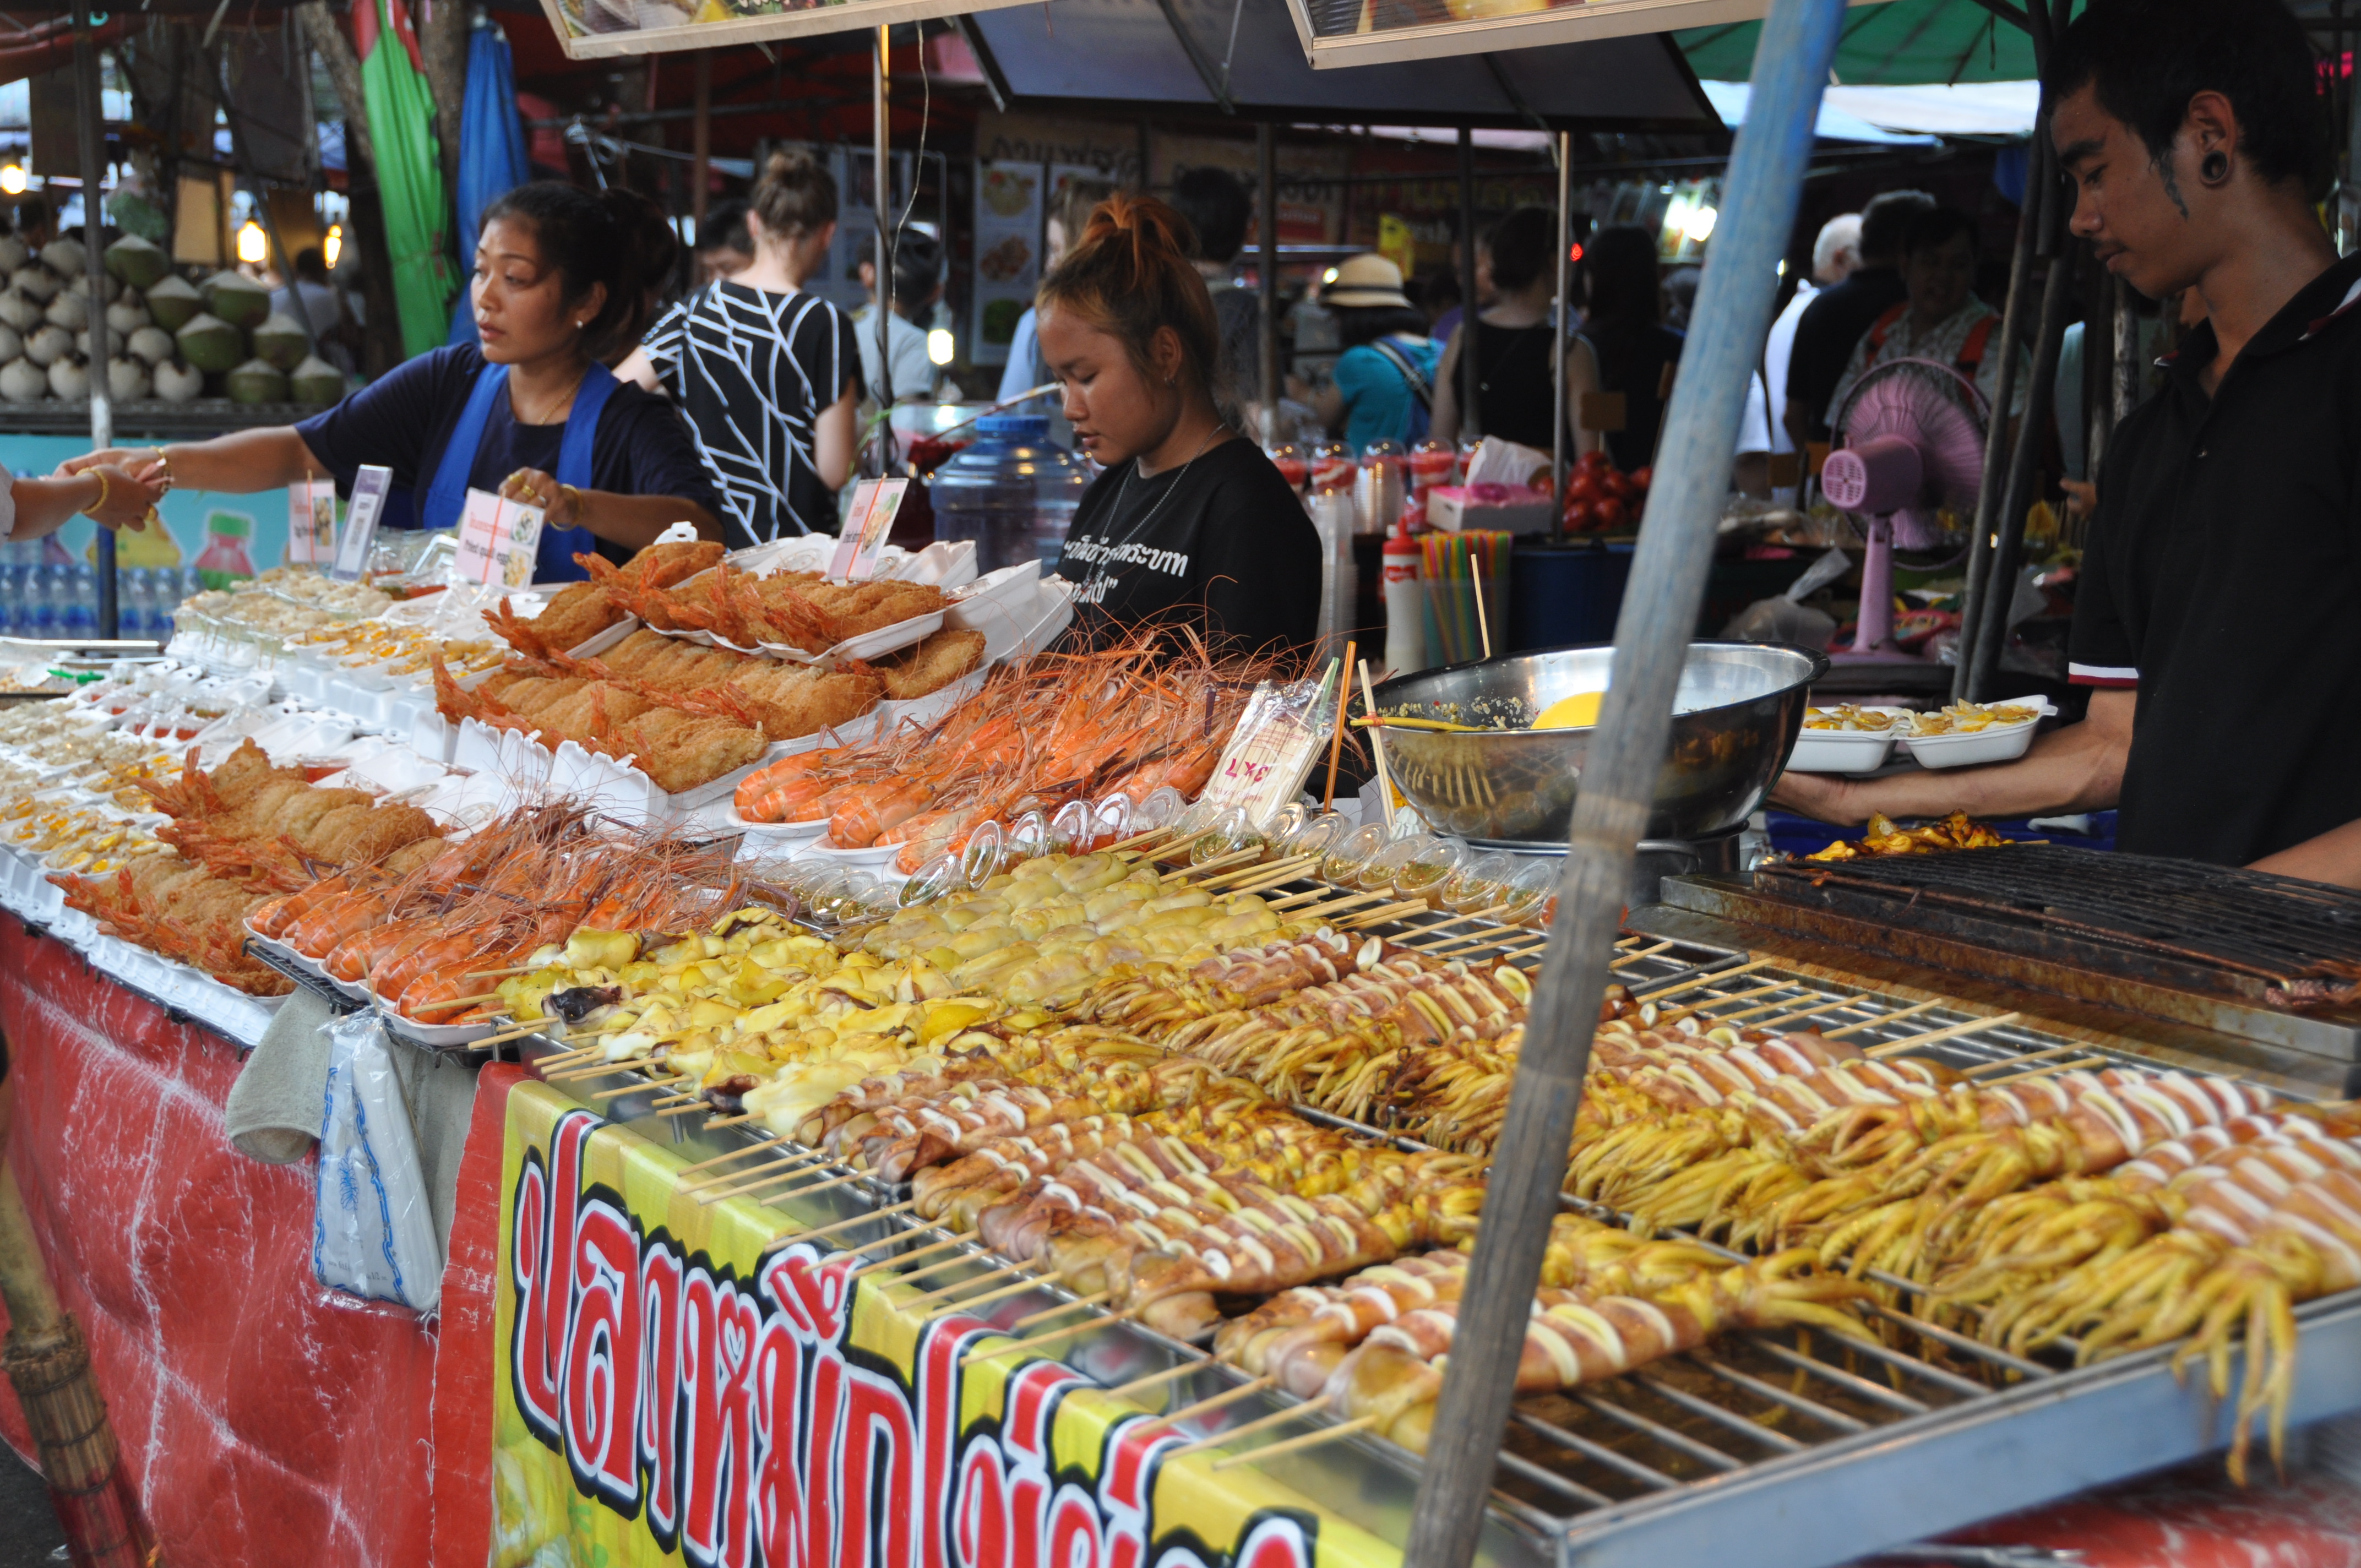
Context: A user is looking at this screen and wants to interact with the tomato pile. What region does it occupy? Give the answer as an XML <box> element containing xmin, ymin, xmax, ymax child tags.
<box><xmin>1560</xmin><ymin>450</ymin><xmax>1651</xmax><ymax>533</ymax></box>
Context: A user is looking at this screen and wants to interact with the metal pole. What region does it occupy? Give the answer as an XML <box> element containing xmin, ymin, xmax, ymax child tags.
<box><xmin>1967</xmin><ymin>224</ymin><xmax>2075</xmax><ymax>703</ymax></box>
<box><xmin>873</xmin><ymin>24</ymin><xmax>893</xmax><ymax>450</ymax></box>
<box><xmin>692</xmin><ymin>51</ymin><xmax>711</xmax><ymax>230</ymax></box>
<box><xmin>1949</xmin><ymin>128</ymin><xmax>2045</xmax><ymax>699</ymax></box>
<box><xmin>1551</xmin><ymin>130</ymin><xmax>1571</xmax><ymax>525</ymax></box>
<box><xmin>1396</xmin><ymin>2</ymin><xmax>1846</xmax><ymax>1562</ymax></box>
<box><xmin>72</xmin><ymin>0</ymin><xmax>113</xmax><ymax>638</ymax></box>
<box><xmin>1258</xmin><ymin>121</ymin><xmax>1278</xmax><ymax>445</ymax></box>
<box><xmin>1458</xmin><ymin>124</ymin><xmax>1478</xmax><ymax>438</ymax></box>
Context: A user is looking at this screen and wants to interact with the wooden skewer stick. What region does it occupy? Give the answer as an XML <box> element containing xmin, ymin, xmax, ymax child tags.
<box><xmin>1227</xmin><ymin>865</ymin><xmax>1320</xmax><ymax>899</ymax></box>
<box><xmin>1342</xmin><ymin>899</ymin><xmax>1437</xmax><ymax>930</ymax></box>
<box><xmin>926</xmin><ymin>1273</ymin><xmax>1056</xmax><ymax>1317</ymax></box>
<box><xmin>1651</xmin><ymin>981</ymin><xmax>1794</xmax><ymax>1027</ymax></box>
<box><xmin>1323</xmin><ymin>638</ymin><xmax>1356</xmax><ymax>813</ymax></box>
<box><xmin>1962</xmin><ymin>1043</ymin><xmax>2082</xmax><ymax>1076</ymax></box>
<box><xmin>1162</xmin><ymin>847</ymin><xmax>1263</xmax><ymax>883</ymax></box>
<box><xmin>1358</xmin><ymin>660</ymin><xmax>1396</xmax><ymax>832</ymax></box>
<box><xmin>1209</xmin><ymin>1413</ymin><xmax>1380</xmax><ymax>1471</ymax></box>
<box><xmin>1008</xmin><ymin>1288</ymin><xmax>1114</xmax><ymax>1330</ymax></box>
<box><xmin>472</xmin><ymin>1022</ymin><xmax>554</xmax><ymax>1049</ymax></box>
<box><xmin>1135</xmin><ymin>1375</ymin><xmax>1278</xmax><ymax>1433</ymax></box>
<box><xmin>1276</xmin><ymin>889</ymin><xmax>1389</xmax><ymax>919</ymax></box>
<box><xmin>1399</xmin><ymin>906</ymin><xmax>1511</xmax><ymax>948</ymax></box>
<box><xmin>407</xmin><ymin>991</ymin><xmax>504</xmax><ymax>1014</ymax></box>
<box><xmin>1471</xmin><ymin>557</ymin><xmax>1493</xmax><ymax>660</ymax></box>
<box><xmin>788</xmin><ymin>1196</ymin><xmax>920</xmax><ymax>1244</ymax></box>
<box><xmin>1987</xmin><ymin>1055</ymin><xmax>2107</xmax><ymax>1084</ymax></box>
<box><xmin>1201</xmin><ymin>854</ymin><xmax>1314</xmax><ymax>892</ymax></box>
<box><xmin>1634</xmin><ymin>956</ymin><xmax>1778</xmax><ymax>1000</ymax></box>
<box><xmin>908</xmin><ymin>1260</ymin><xmax>1045</xmax><ymax>1307</ymax></box>
<box><xmin>1167</xmin><ymin>1400</ymin><xmax>1316</xmax><ymax>1457</ymax></box>
<box><xmin>1743</xmin><ymin>997</ymin><xmax>1857</xmax><ymax>1032</ymax></box>
<box><xmin>677</xmin><ymin>1134</ymin><xmax>799</xmax><ymax>1182</ymax></box>
<box><xmin>703</xmin><ymin>1111</ymin><xmax>757</xmax><ymax>1130</ymax></box>
<box><xmin>1864</xmin><ymin>1012</ymin><xmax>2025</xmax><ymax>1058</ymax></box>
<box><xmin>656</xmin><ymin>1099</ymin><xmax>712</xmax><ymax>1117</ymax></box>
<box><xmin>591</xmin><ymin>1075</ymin><xmax>686</xmax><ymax>1102</ymax></box>
<box><xmin>695</xmin><ymin>1153</ymin><xmax>837</xmax><ymax>1204</ymax></box>
<box><xmin>761</xmin><ymin>1167</ymin><xmax>873</xmax><ymax>1205</ymax></box>
<box><xmin>877</xmin><ymin>1246</ymin><xmax>1000</xmax><ymax>1287</ymax></box>
<box><xmin>1104</xmin><ymin>1358</ymin><xmax>1215</xmax><ymax>1400</ymax></box>
<box><xmin>545</xmin><ymin>1057</ymin><xmax>657</xmax><ymax>1082</ymax></box>
<box><xmin>847</xmin><ymin>1232</ymin><xmax>967</xmax><ymax>1276</ymax></box>
<box><xmin>461</xmin><ymin>965</ymin><xmax>537</xmax><ymax>979</ymax></box>
<box><xmin>958</xmin><ymin>1306</ymin><xmax>1139</xmax><ymax>1368</ymax></box>
<box><xmin>1821</xmin><ymin>997</ymin><xmax>1947</xmax><ymax>1038</ymax></box>
<box><xmin>1607</xmin><ymin>939</ymin><xmax>1680</xmax><ymax>969</ymax></box>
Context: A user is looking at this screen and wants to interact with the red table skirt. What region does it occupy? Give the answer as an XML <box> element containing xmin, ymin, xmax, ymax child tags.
<box><xmin>0</xmin><ymin>922</ymin><xmax>506</xmax><ymax>1568</ymax></box>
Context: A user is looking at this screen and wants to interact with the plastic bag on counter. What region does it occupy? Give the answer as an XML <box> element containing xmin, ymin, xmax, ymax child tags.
<box><xmin>1722</xmin><ymin>546</ymin><xmax>1849</xmax><ymax>651</ymax></box>
<box><xmin>313</xmin><ymin>1010</ymin><xmax>442</xmax><ymax>1313</ymax></box>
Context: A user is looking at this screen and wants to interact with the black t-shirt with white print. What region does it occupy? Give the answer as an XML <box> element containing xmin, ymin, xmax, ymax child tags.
<box><xmin>641</xmin><ymin>281</ymin><xmax>863</xmax><ymax>546</ymax></box>
<box><xmin>1055</xmin><ymin>435</ymin><xmax>1321</xmax><ymax>657</ymax></box>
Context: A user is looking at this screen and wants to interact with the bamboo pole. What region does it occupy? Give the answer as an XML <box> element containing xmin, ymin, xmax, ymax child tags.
<box><xmin>1401</xmin><ymin>3</ymin><xmax>1847</xmax><ymax>1558</ymax></box>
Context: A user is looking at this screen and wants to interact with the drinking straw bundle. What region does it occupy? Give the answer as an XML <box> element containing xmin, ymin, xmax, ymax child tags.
<box><xmin>1421</xmin><ymin>530</ymin><xmax>1512</xmax><ymax>665</ymax></box>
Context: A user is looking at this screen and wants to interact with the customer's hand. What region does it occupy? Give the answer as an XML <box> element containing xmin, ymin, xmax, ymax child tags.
<box><xmin>79</xmin><ymin>464</ymin><xmax>164</xmax><ymax>532</ymax></box>
<box><xmin>1766</xmin><ymin>769</ymin><xmax>1866</xmax><ymax>825</ymax></box>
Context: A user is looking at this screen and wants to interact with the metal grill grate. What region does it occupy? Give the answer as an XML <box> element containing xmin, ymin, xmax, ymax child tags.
<box><xmin>1754</xmin><ymin>845</ymin><xmax>2361</xmax><ymax>1005</ymax></box>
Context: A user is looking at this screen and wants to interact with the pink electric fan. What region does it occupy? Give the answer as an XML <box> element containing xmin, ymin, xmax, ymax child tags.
<box><xmin>1820</xmin><ymin>358</ymin><xmax>1990</xmax><ymax>662</ymax></box>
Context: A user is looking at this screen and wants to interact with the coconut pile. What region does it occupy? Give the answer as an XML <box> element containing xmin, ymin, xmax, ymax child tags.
<box><xmin>0</xmin><ymin>233</ymin><xmax>341</xmax><ymax>408</ymax></box>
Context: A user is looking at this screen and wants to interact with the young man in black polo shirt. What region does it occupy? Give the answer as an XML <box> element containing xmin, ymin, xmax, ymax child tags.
<box><xmin>1774</xmin><ymin>0</ymin><xmax>2361</xmax><ymax>884</ymax></box>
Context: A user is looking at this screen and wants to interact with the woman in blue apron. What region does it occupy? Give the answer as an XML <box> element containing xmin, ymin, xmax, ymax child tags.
<box><xmin>68</xmin><ymin>184</ymin><xmax>721</xmax><ymax>581</ymax></box>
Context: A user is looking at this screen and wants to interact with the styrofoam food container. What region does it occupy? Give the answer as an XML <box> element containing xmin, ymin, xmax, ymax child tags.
<box><xmin>1785</xmin><ymin>706</ymin><xmax>1913</xmax><ymax>775</ymax></box>
<box><xmin>725</xmin><ymin>805</ymin><xmax>833</xmax><ymax>837</ymax></box>
<box><xmin>1898</xmin><ymin>696</ymin><xmax>2059</xmax><ymax>770</ymax></box>
<box><xmin>796</xmin><ymin>836</ymin><xmax>904</xmax><ymax>867</ymax></box>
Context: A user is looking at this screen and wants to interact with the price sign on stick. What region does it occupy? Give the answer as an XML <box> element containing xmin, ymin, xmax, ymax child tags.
<box><xmin>1198</xmin><ymin>676</ymin><xmax>1337</xmax><ymax>827</ymax></box>
<box><xmin>829</xmin><ymin>478</ymin><xmax>909</xmax><ymax>580</ymax></box>
<box><xmin>287</xmin><ymin>478</ymin><xmax>337</xmax><ymax>565</ymax></box>
<box><xmin>333</xmin><ymin>466</ymin><xmax>392</xmax><ymax>580</ymax></box>
<box><xmin>452</xmin><ymin>488</ymin><xmax>545</xmax><ymax>588</ymax></box>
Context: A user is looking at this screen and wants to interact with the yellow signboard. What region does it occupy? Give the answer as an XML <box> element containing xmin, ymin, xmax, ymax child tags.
<box><xmin>491</xmin><ymin>1082</ymin><xmax>1405</xmax><ymax>1567</ymax></box>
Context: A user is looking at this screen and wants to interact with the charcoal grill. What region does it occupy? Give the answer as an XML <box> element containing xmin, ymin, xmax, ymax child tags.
<box><xmin>540</xmin><ymin>928</ymin><xmax>2361</xmax><ymax>1568</ymax></box>
<box><xmin>1662</xmin><ymin>844</ymin><xmax>2361</xmax><ymax>1059</ymax></box>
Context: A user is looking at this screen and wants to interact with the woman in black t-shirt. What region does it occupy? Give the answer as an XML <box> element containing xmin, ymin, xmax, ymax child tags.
<box><xmin>621</xmin><ymin>150</ymin><xmax>863</xmax><ymax>545</ymax></box>
<box><xmin>69</xmin><ymin>184</ymin><xmax>721</xmax><ymax>582</ymax></box>
<box><xmin>1041</xmin><ymin>195</ymin><xmax>1319</xmax><ymax>657</ymax></box>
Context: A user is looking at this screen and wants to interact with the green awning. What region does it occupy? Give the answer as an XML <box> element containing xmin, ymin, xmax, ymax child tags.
<box><xmin>1679</xmin><ymin>0</ymin><xmax>2062</xmax><ymax>86</ymax></box>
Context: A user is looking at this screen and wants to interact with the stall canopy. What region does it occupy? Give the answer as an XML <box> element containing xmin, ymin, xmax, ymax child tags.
<box><xmin>1698</xmin><ymin>77</ymin><xmax>2039</xmax><ymax>138</ymax></box>
<box><xmin>1679</xmin><ymin>0</ymin><xmax>2046</xmax><ymax>84</ymax></box>
<box><xmin>965</xmin><ymin>0</ymin><xmax>1714</xmax><ymax>128</ymax></box>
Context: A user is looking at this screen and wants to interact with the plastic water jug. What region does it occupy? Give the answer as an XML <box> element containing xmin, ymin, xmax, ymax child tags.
<box><xmin>928</xmin><ymin>415</ymin><xmax>1093</xmax><ymax>574</ymax></box>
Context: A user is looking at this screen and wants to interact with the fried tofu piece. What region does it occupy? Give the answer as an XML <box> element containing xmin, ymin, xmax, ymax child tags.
<box><xmin>871</xmin><ymin>627</ymin><xmax>986</xmax><ymax>700</ymax></box>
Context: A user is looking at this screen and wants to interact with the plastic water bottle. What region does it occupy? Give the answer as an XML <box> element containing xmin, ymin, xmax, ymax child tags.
<box><xmin>928</xmin><ymin>415</ymin><xmax>1094</xmax><ymax>574</ymax></box>
<box><xmin>62</xmin><ymin>563</ymin><xmax>97</xmax><ymax>639</ymax></box>
<box><xmin>26</xmin><ymin>563</ymin><xmax>57</xmax><ymax>639</ymax></box>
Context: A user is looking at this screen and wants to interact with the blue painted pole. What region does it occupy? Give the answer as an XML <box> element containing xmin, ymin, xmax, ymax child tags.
<box><xmin>1396</xmin><ymin>1</ymin><xmax>1850</xmax><ymax>1560</ymax></box>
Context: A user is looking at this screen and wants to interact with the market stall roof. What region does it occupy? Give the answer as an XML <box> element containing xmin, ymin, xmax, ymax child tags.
<box><xmin>1699</xmin><ymin>77</ymin><xmax>2037</xmax><ymax>138</ymax></box>
<box><xmin>964</xmin><ymin>0</ymin><xmax>1716</xmax><ymax>130</ymax></box>
<box><xmin>1694</xmin><ymin>79</ymin><xmax>1935</xmax><ymax>144</ymax></box>
<box><xmin>1677</xmin><ymin>0</ymin><xmax>2042</xmax><ymax>85</ymax></box>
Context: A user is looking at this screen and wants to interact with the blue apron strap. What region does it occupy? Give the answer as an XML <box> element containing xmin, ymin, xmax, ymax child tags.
<box><xmin>420</xmin><ymin>361</ymin><xmax>507</xmax><ymax>533</ymax></box>
<box><xmin>534</xmin><ymin>362</ymin><xmax>619</xmax><ymax>582</ymax></box>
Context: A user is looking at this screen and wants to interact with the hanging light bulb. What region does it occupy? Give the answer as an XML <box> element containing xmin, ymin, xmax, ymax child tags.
<box><xmin>323</xmin><ymin>223</ymin><xmax>344</xmax><ymax>270</ymax></box>
<box><xmin>0</xmin><ymin>165</ymin><xmax>24</xmax><ymax>196</ymax></box>
<box><xmin>1682</xmin><ymin>204</ymin><xmax>1719</xmax><ymax>243</ymax></box>
<box><xmin>926</xmin><ymin>327</ymin><xmax>955</xmax><ymax>366</ymax></box>
<box><xmin>236</xmin><ymin>219</ymin><xmax>268</xmax><ymax>265</ymax></box>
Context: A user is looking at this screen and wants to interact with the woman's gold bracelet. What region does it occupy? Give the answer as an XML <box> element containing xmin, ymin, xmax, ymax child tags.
<box><xmin>79</xmin><ymin>469</ymin><xmax>111</xmax><ymax>517</ymax></box>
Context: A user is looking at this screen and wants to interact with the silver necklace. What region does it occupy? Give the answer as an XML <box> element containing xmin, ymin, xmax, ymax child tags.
<box><xmin>1101</xmin><ymin>424</ymin><xmax>1222</xmax><ymax>557</ymax></box>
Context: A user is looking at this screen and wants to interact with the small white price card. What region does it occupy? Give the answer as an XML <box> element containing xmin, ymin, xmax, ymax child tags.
<box><xmin>828</xmin><ymin>478</ymin><xmax>909</xmax><ymax>580</ymax></box>
<box><xmin>332</xmin><ymin>466</ymin><xmax>392</xmax><ymax>580</ymax></box>
<box><xmin>287</xmin><ymin>478</ymin><xmax>337</xmax><ymax>566</ymax></box>
<box><xmin>451</xmin><ymin>488</ymin><xmax>544</xmax><ymax>588</ymax></box>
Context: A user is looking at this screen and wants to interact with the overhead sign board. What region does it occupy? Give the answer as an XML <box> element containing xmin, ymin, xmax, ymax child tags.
<box><xmin>537</xmin><ymin>0</ymin><xmax>1040</xmax><ymax>60</ymax></box>
<box><xmin>1282</xmin><ymin>0</ymin><xmax>1890</xmax><ymax>69</ymax></box>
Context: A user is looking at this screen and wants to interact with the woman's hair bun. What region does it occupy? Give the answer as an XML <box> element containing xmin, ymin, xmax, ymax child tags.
<box><xmin>1037</xmin><ymin>192</ymin><xmax>1224</xmax><ymax>413</ymax></box>
<box><xmin>752</xmin><ymin>146</ymin><xmax>838</xmax><ymax>241</ymax></box>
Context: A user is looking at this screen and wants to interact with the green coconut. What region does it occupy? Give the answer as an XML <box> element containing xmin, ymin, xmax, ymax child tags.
<box><xmin>202</xmin><ymin>270</ymin><xmax>271</xmax><ymax>331</ymax></box>
<box><xmin>175</xmin><ymin>311</ymin><xmax>246</xmax><ymax>374</ymax></box>
<box><xmin>289</xmin><ymin>354</ymin><xmax>342</xmax><ymax>407</ymax></box>
<box><xmin>251</xmin><ymin>311</ymin><xmax>309</xmax><ymax>372</ymax></box>
<box><xmin>145</xmin><ymin>275</ymin><xmax>202</xmax><ymax>331</ymax></box>
<box><xmin>104</xmin><ymin>233</ymin><xmax>169</xmax><ymax>291</ymax></box>
<box><xmin>225</xmin><ymin>356</ymin><xmax>288</xmax><ymax>405</ymax></box>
